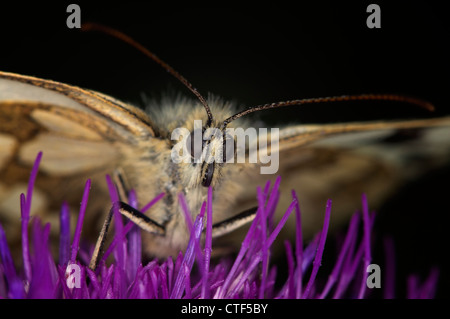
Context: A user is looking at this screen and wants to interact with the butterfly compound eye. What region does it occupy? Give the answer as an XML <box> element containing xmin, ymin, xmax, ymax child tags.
<box><xmin>202</xmin><ymin>163</ymin><xmax>214</xmax><ymax>187</ymax></box>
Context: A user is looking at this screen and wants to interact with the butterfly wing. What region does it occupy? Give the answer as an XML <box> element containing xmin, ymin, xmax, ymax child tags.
<box><xmin>229</xmin><ymin>116</ymin><xmax>450</xmax><ymax>245</ymax></box>
<box><xmin>0</xmin><ymin>71</ymin><xmax>157</xmax><ymax>244</ymax></box>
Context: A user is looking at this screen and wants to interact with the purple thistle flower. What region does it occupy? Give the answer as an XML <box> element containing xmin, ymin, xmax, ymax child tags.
<box><xmin>0</xmin><ymin>152</ymin><xmax>440</xmax><ymax>299</ymax></box>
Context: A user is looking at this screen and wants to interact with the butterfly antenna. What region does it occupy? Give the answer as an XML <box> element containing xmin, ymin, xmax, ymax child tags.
<box><xmin>221</xmin><ymin>94</ymin><xmax>435</xmax><ymax>129</ymax></box>
<box><xmin>81</xmin><ymin>22</ymin><xmax>214</xmax><ymax>126</ymax></box>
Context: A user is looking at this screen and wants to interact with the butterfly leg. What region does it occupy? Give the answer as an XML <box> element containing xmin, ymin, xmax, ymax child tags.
<box><xmin>113</xmin><ymin>168</ymin><xmax>131</xmax><ymax>202</ymax></box>
<box><xmin>88</xmin><ymin>206</ymin><xmax>256</xmax><ymax>269</ymax></box>
<box><xmin>88</xmin><ymin>171</ymin><xmax>165</xmax><ymax>270</ymax></box>
<box><xmin>89</xmin><ymin>172</ymin><xmax>257</xmax><ymax>269</ymax></box>
<box><xmin>88</xmin><ymin>202</ymin><xmax>166</xmax><ymax>270</ymax></box>
<box><xmin>211</xmin><ymin>207</ymin><xmax>258</xmax><ymax>238</ymax></box>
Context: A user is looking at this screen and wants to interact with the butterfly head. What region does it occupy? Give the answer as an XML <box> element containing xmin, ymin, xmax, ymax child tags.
<box><xmin>185</xmin><ymin>123</ymin><xmax>237</xmax><ymax>188</ymax></box>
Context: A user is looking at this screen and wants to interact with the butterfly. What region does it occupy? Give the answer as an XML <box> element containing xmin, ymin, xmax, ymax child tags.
<box><xmin>1</xmin><ymin>24</ymin><xmax>450</xmax><ymax>268</ymax></box>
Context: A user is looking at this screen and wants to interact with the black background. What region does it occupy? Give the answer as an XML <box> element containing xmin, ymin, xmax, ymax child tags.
<box><xmin>0</xmin><ymin>1</ymin><xmax>449</xmax><ymax>298</ymax></box>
